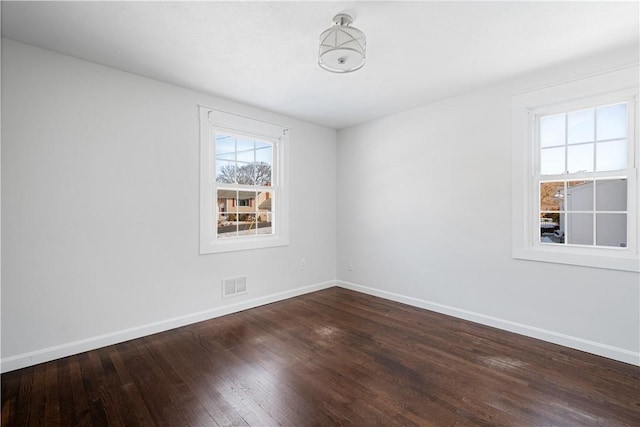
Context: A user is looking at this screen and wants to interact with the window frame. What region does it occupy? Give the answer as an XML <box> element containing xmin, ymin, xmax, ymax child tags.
<box><xmin>512</xmin><ymin>67</ymin><xmax>639</xmax><ymax>272</ymax></box>
<box><xmin>199</xmin><ymin>106</ymin><xmax>289</xmax><ymax>254</ymax></box>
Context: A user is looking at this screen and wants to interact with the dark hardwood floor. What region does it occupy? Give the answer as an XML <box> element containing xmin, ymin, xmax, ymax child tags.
<box><xmin>2</xmin><ymin>287</ymin><xmax>640</xmax><ymax>426</ymax></box>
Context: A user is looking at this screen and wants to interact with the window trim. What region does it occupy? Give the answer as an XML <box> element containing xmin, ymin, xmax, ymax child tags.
<box><xmin>199</xmin><ymin>106</ymin><xmax>289</xmax><ymax>254</ymax></box>
<box><xmin>512</xmin><ymin>66</ymin><xmax>639</xmax><ymax>272</ymax></box>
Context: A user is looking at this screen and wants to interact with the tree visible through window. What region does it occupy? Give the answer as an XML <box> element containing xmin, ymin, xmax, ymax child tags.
<box><xmin>217</xmin><ymin>163</ymin><xmax>272</xmax><ymax>186</ymax></box>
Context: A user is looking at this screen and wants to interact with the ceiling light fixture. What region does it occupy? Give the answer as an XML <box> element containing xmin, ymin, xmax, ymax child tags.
<box><xmin>318</xmin><ymin>14</ymin><xmax>366</xmax><ymax>73</ymax></box>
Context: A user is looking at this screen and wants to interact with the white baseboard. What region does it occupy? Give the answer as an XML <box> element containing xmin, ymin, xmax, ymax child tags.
<box><xmin>4</xmin><ymin>279</ymin><xmax>638</xmax><ymax>372</ymax></box>
<box><xmin>337</xmin><ymin>280</ymin><xmax>640</xmax><ymax>366</ymax></box>
<box><xmin>1</xmin><ymin>280</ymin><xmax>336</xmax><ymax>373</ymax></box>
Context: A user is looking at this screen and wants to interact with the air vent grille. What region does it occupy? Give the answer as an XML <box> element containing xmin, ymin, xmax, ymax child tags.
<box><xmin>222</xmin><ymin>276</ymin><xmax>247</xmax><ymax>298</ymax></box>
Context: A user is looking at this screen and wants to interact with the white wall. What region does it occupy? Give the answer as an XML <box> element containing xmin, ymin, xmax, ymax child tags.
<box><xmin>3</xmin><ymin>37</ymin><xmax>639</xmax><ymax>371</ymax></box>
<box><xmin>1</xmin><ymin>39</ymin><xmax>337</xmax><ymax>370</ymax></box>
<box><xmin>337</xmin><ymin>45</ymin><xmax>640</xmax><ymax>365</ymax></box>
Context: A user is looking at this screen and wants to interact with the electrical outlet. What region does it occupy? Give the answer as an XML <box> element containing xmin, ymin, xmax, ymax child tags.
<box><xmin>300</xmin><ymin>258</ymin><xmax>307</xmax><ymax>270</ymax></box>
<box><xmin>348</xmin><ymin>261</ymin><xmax>353</xmax><ymax>271</ymax></box>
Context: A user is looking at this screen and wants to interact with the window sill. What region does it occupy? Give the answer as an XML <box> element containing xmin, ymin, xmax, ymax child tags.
<box><xmin>200</xmin><ymin>234</ymin><xmax>289</xmax><ymax>255</ymax></box>
<box><xmin>513</xmin><ymin>246</ymin><xmax>639</xmax><ymax>272</ymax></box>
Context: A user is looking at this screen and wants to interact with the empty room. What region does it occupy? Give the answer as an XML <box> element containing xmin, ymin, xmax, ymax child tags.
<box><xmin>2</xmin><ymin>1</ymin><xmax>639</xmax><ymax>425</ymax></box>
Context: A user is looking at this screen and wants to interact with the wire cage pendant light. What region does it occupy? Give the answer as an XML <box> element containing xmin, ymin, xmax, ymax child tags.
<box><xmin>318</xmin><ymin>14</ymin><xmax>366</xmax><ymax>73</ymax></box>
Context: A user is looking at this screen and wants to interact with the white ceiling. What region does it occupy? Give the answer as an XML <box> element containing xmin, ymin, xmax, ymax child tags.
<box><xmin>2</xmin><ymin>1</ymin><xmax>639</xmax><ymax>129</ymax></box>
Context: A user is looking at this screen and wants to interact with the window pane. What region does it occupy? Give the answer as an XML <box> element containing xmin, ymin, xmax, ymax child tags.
<box><xmin>255</xmin><ymin>141</ymin><xmax>273</xmax><ymax>166</ymax></box>
<box><xmin>566</xmin><ymin>180</ymin><xmax>593</xmax><ymax>211</ymax></box>
<box><xmin>540</xmin><ymin>212</ymin><xmax>564</xmax><ymax>244</ymax></box>
<box><xmin>596</xmin><ymin>179</ymin><xmax>627</xmax><ymax>211</ymax></box>
<box><xmin>540</xmin><ymin>147</ymin><xmax>565</xmax><ymax>175</ymax></box>
<box><xmin>237</xmin><ymin>191</ymin><xmax>258</xmax><ymax>237</ymax></box>
<box><xmin>540</xmin><ymin>182</ymin><xmax>564</xmax><ymax>211</ymax></box>
<box><xmin>251</xmin><ymin>162</ymin><xmax>270</xmax><ymax>186</ymax></box>
<box><xmin>596</xmin><ymin>213</ymin><xmax>627</xmax><ymax>248</ymax></box>
<box><xmin>597</xmin><ymin>103</ymin><xmax>627</xmax><ymax>141</ymax></box>
<box><xmin>540</xmin><ymin>114</ymin><xmax>565</xmax><ymax>148</ymax></box>
<box><xmin>237</xmin><ymin>190</ymin><xmax>254</xmax><ymax>209</ymax></box>
<box><xmin>238</xmin><ymin>212</ymin><xmax>258</xmax><ymax>236</ymax></box>
<box><xmin>234</xmin><ymin>164</ymin><xmax>253</xmax><ymax>185</ymax></box>
<box><xmin>216</xmin><ymin>161</ymin><xmax>236</xmax><ymax>183</ymax></box>
<box><xmin>567</xmin><ymin>143</ymin><xmax>594</xmax><ymax>173</ymax></box>
<box><xmin>566</xmin><ymin>213</ymin><xmax>593</xmax><ymax>245</ymax></box>
<box><xmin>217</xmin><ymin>189</ymin><xmax>238</xmax><ymax>238</ymax></box>
<box><xmin>258</xmin><ymin>214</ymin><xmax>274</xmax><ymax>235</ymax></box>
<box><xmin>596</xmin><ymin>139</ymin><xmax>627</xmax><ymax>171</ymax></box>
<box><xmin>215</xmin><ymin>134</ymin><xmax>236</xmax><ymax>160</ymax></box>
<box><xmin>567</xmin><ymin>108</ymin><xmax>594</xmax><ymax>144</ymax></box>
<box><xmin>237</xmin><ymin>139</ymin><xmax>255</xmax><ymax>163</ymax></box>
<box><xmin>256</xmin><ymin>191</ymin><xmax>273</xmax><ymax>235</ymax></box>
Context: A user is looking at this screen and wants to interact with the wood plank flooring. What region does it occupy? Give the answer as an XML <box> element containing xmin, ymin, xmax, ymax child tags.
<box><xmin>2</xmin><ymin>287</ymin><xmax>640</xmax><ymax>426</ymax></box>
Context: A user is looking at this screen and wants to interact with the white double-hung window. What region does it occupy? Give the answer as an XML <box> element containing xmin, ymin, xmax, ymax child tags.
<box><xmin>512</xmin><ymin>67</ymin><xmax>639</xmax><ymax>272</ymax></box>
<box><xmin>199</xmin><ymin>107</ymin><xmax>289</xmax><ymax>254</ymax></box>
